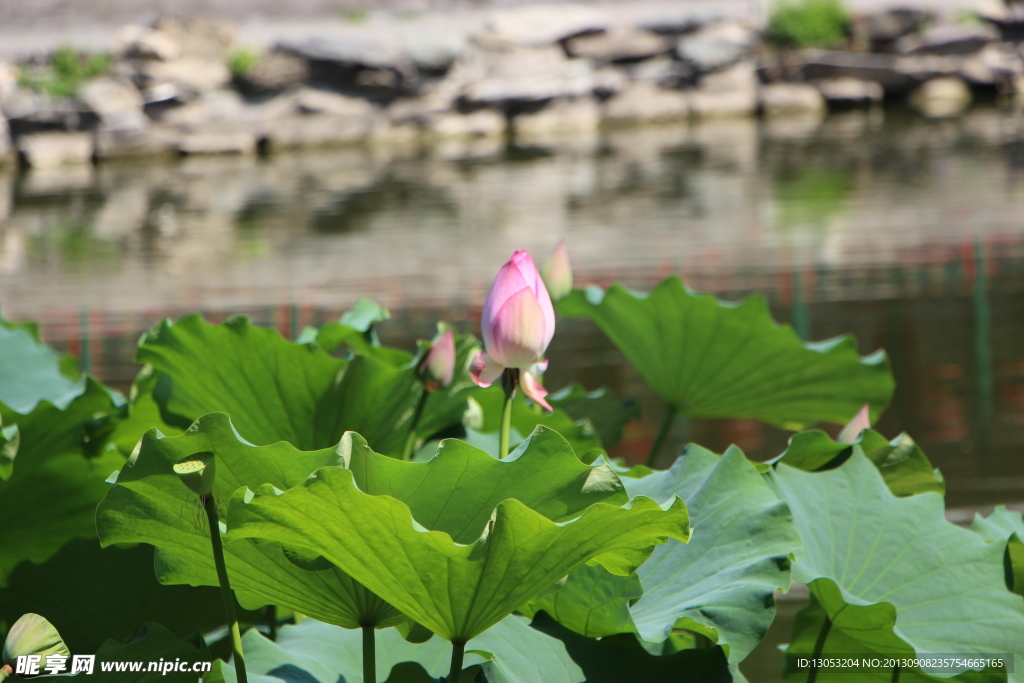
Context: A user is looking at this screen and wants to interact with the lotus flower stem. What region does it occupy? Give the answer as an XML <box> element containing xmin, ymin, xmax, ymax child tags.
<box><xmin>202</xmin><ymin>495</ymin><xmax>248</xmax><ymax>683</ymax></box>
<box><xmin>499</xmin><ymin>369</ymin><xmax>519</xmax><ymax>457</ymax></box>
<box><xmin>401</xmin><ymin>386</ymin><xmax>430</xmax><ymax>461</ymax></box>
<box><xmin>646</xmin><ymin>406</ymin><xmax>676</xmax><ymax>468</ymax></box>
<box><xmin>362</xmin><ymin>624</ymin><xmax>376</xmax><ymax>683</ymax></box>
<box><xmin>448</xmin><ymin>640</ymin><xmax>466</xmax><ymax>683</ymax></box>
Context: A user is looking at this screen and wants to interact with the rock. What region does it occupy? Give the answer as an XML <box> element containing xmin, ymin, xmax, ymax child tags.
<box><xmin>1</xmin><ymin>90</ymin><xmax>95</xmax><ymax>135</ymax></box>
<box><xmin>140</xmin><ymin>57</ymin><xmax>232</xmax><ymax>96</ymax></box>
<box><xmin>0</xmin><ymin>62</ymin><xmax>18</xmax><ymax>103</ymax></box>
<box><xmin>294</xmin><ymin>87</ymin><xmax>375</xmax><ymax>118</ymax></box>
<box><xmin>427</xmin><ymin>109</ymin><xmax>506</xmax><ymax>138</ymax></box>
<box><xmin>0</xmin><ymin>118</ymin><xmax>13</xmax><ymax>166</ymax></box>
<box><xmin>157</xmin><ymin>88</ymin><xmax>247</xmax><ymax>127</ymax></box>
<box><xmin>908</xmin><ymin>76</ymin><xmax>971</xmax><ymax>117</ymax></box>
<box><xmin>94</xmin><ymin>124</ymin><xmax>179</xmax><ymax>159</ymax></box>
<box><xmin>688</xmin><ymin>60</ymin><xmax>758</xmax><ymax>118</ymax></box>
<box><xmin>16</xmin><ymin>131</ymin><xmax>93</xmax><ymax>167</ymax></box>
<box><xmin>78</xmin><ymin>77</ymin><xmax>147</xmax><ymax>130</ymax></box>
<box><xmin>177</xmin><ymin>131</ymin><xmax>256</xmax><ymax>155</ymax></box>
<box><xmin>602</xmin><ymin>80</ymin><xmax>690</xmax><ymax>123</ymax></box>
<box><xmin>564</xmin><ymin>29</ymin><xmax>672</xmax><ymax>64</ymax></box>
<box><xmin>636</xmin><ymin>6</ymin><xmax>723</xmax><ymax>35</ymax></box>
<box><xmin>796</xmin><ymin>51</ymin><xmax>914</xmax><ymax>92</ymax></box>
<box><xmin>895</xmin><ymin>25</ymin><xmax>998</xmax><ymax>56</ymax></box>
<box><xmin>265</xmin><ymin>113</ymin><xmax>374</xmax><ymax>150</ymax></box>
<box><xmin>513</xmin><ymin>97</ymin><xmax>600</xmax><ymax>137</ymax></box>
<box><xmin>151</xmin><ymin>16</ymin><xmax>235</xmax><ymax>62</ymax></box>
<box><xmin>625</xmin><ymin>56</ymin><xmax>696</xmax><ymax>88</ymax></box>
<box><xmin>677</xmin><ymin>21</ymin><xmax>758</xmax><ymax>74</ymax></box>
<box><xmin>115</xmin><ymin>24</ymin><xmax>181</xmax><ymax>61</ymax></box>
<box><xmin>813</xmin><ymin>77</ymin><xmax>885</xmax><ymax>105</ymax></box>
<box><xmin>239</xmin><ymin>49</ymin><xmax>310</xmax><ymax>93</ymax></box>
<box><xmin>458</xmin><ymin>47</ymin><xmax>596</xmax><ymax>106</ymax></box>
<box><xmin>759</xmin><ymin>82</ymin><xmax>826</xmax><ymax>116</ymax></box>
<box><xmin>957</xmin><ymin>43</ymin><xmax>1024</xmax><ymax>87</ymax></box>
<box><xmin>858</xmin><ymin>9</ymin><xmax>929</xmax><ymax>47</ymax></box>
<box><xmin>483</xmin><ymin>5</ymin><xmax>609</xmax><ymax>47</ymax></box>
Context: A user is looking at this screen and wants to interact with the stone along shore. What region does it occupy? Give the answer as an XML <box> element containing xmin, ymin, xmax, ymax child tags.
<box><xmin>1</xmin><ymin>2</ymin><xmax>1023</xmax><ymax>167</ymax></box>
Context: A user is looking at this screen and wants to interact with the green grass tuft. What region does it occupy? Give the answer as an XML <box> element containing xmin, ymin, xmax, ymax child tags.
<box><xmin>18</xmin><ymin>46</ymin><xmax>112</xmax><ymax>99</ymax></box>
<box><xmin>768</xmin><ymin>0</ymin><xmax>851</xmax><ymax>49</ymax></box>
<box><xmin>227</xmin><ymin>47</ymin><xmax>261</xmax><ymax>78</ymax></box>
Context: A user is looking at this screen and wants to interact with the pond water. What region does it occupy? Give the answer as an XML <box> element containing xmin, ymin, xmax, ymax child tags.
<box><xmin>2</xmin><ymin>104</ymin><xmax>1024</xmax><ymax>678</ymax></box>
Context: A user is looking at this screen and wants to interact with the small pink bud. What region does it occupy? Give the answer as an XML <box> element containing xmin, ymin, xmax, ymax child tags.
<box><xmin>480</xmin><ymin>250</ymin><xmax>555</xmax><ymax>369</ymax></box>
<box><xmin>542</xmin><ymin>239</ymin><xmax>573</xmax><ymax>302</ymax></box>
<box><xmin>419</xmin><ymin>330</ymin><xmax>456</xmax><ymax>391</ymax></box>
<box><xmin>837</xmin><ymin>404</ymin><xmax>871</xmax><ymax>444</ymax></box>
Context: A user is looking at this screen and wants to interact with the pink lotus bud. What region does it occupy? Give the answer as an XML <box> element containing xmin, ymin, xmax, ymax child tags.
<box><xmin>480</xmin><ymin>250</ymin><xmax>555</xmax><ymax>369</ymax></box>
<box><xmin>837</xmin><ymin>404</ymin><xmax>871</xmax><ymax>444</ymax></box>
<box><xmin>542</xmin><ymin>239</ymin><xmax>573</xmax><ymax>302</ymax></box>
<box><xmin>418</xmin><ymin>329</ymin><xmax>456</xmax><ymax>391</ymax></box>
<box><xmin>470</xmin><ymin>251</ymin><xmax>555</xmax><ymax>411</ymax></box>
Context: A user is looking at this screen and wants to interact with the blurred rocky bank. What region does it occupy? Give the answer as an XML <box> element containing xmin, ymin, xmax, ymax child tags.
<box><xmin>1</xmin><ymin>1</ymin><xmax>1024</xmax><ymax>167</ymax></box>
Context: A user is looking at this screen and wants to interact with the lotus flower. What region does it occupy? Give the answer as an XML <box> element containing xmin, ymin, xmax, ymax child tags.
<box><xmin>418</xmin><ymin>329</ymin><xmax>456</xmax><ymax>391</ymax></box>
<box><xmin>471</xmin><ymin>250</ymin><xmax>554</xmax><ymax>410</ymax></box>
<box><xmin>542</xmin><ymin>239</ymin><xmax>573</xmax><ymax>301</ymax></box>
<box><xmin>837</xmin><ymin>404</ymin><xmax>871</xmax><ymax>444</ymax></box>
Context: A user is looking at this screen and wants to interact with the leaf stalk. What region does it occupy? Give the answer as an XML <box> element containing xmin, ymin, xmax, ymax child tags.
<box><xmin>646</xmin><ymin>406</ymin><xmax>676</xmax><ymax>468</ymax></box>
<box><xmin>448</xmin><ymin>639</ymin><xmax>466</xmax><ymax>683</ymax></box>
<box><xmin>401</xmin><ymin>386</ymin><xmax>431</xmax><ymax>461</ymax></box>
<box><xmin>362</xmin><ymin>624</ymin><xmax>376</xmax><ymax>683</ymax></box>
<box><xmin>203</xmin><ymin>495</ymin><xmax>248</xmax><ymax>683</ymax></box>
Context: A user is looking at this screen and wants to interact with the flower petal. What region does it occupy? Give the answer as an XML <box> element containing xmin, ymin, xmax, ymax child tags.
<box><xmin>469</xmin><ymin>350</ymin><xmax>505</xmax><ymax>388</ymax></box>
<box><xmin>520</xmin><ymin>370</ymin><xmax>552</xmax><ymax>412</ymax></box>
<box><xmin>837</xmin><ymin>404</ymin><xmax>871</xmax><ymax>444</ymax></box>
<box><xmin>482</xmin><ymin>258</ymin><xmax>530</xmax><ymax>354</ymax></box>
<box><xmin>490</xmin><ymin>287</ymin><xmax>548</xmax><ymax>368</ymax></box>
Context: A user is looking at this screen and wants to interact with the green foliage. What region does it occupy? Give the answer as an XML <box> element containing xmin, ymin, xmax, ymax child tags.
<box><xmin>775</xmin><ymin>450</ymin><xmax>1024</xmax><ymax>679</ymax></box>
<box><xmin>227</xmin><ymin>427</ymin><xmax>689</xmax><ymax>641</ymax></box>
<box><xmin>778</xmin><ymin>427</ymin><xmax>945</xmax><ymax>497</ymax></box>
<box><xmin>208</xmin><ymin>614</ymin><xmax>581</xmax><ymax>683</ymax></box>
<box><xmin>768</xmin><ymin>0</ymin><xmax>851</xmax><ymax>49</ymax></box>
<box><xmin>18</xmin><ymin>46</ymin><xmax>112</xmax><ymax>99</ymax></box>
<box><xmin>227</xmin><ymin>47</ymin><xmax>260</xmax><ymax>78</ymax></box>
<box><xmin>0</xmin><ymin>273</ymin><xmax>1015</xmax><ymax>683</ymax></box>
<box><xmin>559</xmin><ymin>278</ymin><xmax>894</xmax><ymax>430</ymax></box>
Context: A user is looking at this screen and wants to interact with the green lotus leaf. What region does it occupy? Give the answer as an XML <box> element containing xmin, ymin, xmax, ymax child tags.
<box><xmin>90</xmin><ymin>622</ymin><xmax>210</xmax><ymax>683</ymax></box>
<box><xmin>208</xmin><ymin>614</ymin><xmax>582</xmax><ymax>683</ymax></box>
<box><xmin>784</xmin><ymin>595</ymin><xmax>1006</xmax><ymax>682</ymax></box>
<box><xmin>96</xmin><ymin>412</ymin><xmax>405</xmax><ymax>630</ymax></box>
<box><xmin>778</xmin><ymin>428</ymin><xmax>944</xmax><ymax>497</ymax></box>
<box><xmin>227</xmin><ymin>428</ymin><xmax>690</xmax><ymax>642</ymax></box>
<box><xmin>2</xmin><ymin>613</ymin><xmax>68</xmax><ymax>665</ymax></box>
<box><xmin>0</xmin><ymin>379</ymin><xmax>125</xmax><ymax>586</ymax></box>
<box><xmin>530</xmin><ymin>612</ymin><xmax>731</xmax><ymax>683</ymax></box>
<box><xmin>558</xmin><ymin>279</ymin><xmax>894</xmax><ymax>429</ymax></box>
<box><xmin>0</xmin><ymin>540</ymin><xmax>242</xmax><ymax>655</ymax></box>
<box><xmin>624</xmin><ymin>445</ymin><xmax>800</xmax><ymax>663</ymax></box>
<box><xmin>0</xmin><ymin>422</ymin><xmax>17</xmax><ymax>482</ymax></box>
<box><xmin>110</xmin><ymin>366</ymin><xmax>183</xmax><ymax>455</ymax></box>
<box><xmin>137</xmin><ymin>315</ymin><xmax>429</xmax><ymax>455</ymax></box>
<box><xmin>773</xmin><ymin>450</ymin><xmax>1024</xmax><ymax>677</ymax></box>
<box><xmin>972</xmin><ymin>507</ymin><xmax>1024</xmax><ymax>596</ymax></box>
<box><xmin>525</xmin><ymin>564</ymin><xmax>642</xmax><ymax>639</ymax></box>
<box><xmin>530</xmin><ymin>444</ymin><xmax>800</xmax><ymax>663</ymax></box>
<box><xmin>0</xmin><ymin>314</ymin><xmax>81</xmax><ymax>415</ymax></box>
<box><xmin>547</xmin><ymin>383</ymin><xmax>639</xmax><ymax>449</ymax></box>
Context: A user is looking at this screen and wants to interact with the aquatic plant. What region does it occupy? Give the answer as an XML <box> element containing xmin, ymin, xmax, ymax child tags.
<box><xmin>0</xmin><ymin>248</ymin><xmax>1019</xmax><ymax>682</ymax></box>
